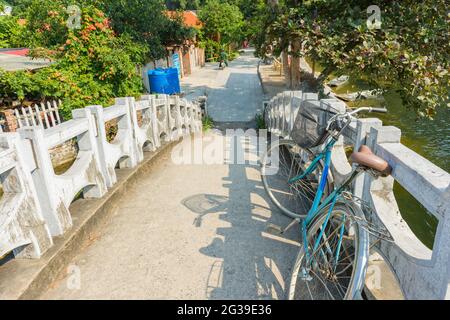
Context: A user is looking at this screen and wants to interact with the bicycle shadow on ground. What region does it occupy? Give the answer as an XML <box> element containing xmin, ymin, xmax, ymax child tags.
<box><xmin>182</xmin><ymin>163</ymin><xmax>301</xmax><ymax>300</ymax></box>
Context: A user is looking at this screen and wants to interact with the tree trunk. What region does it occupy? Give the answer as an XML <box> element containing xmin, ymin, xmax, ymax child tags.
<box><xmin>290</xmin><ymin>40</ymin><xmax>302</xmax><ymax>89</ymax></box>
<box><xmin>282</xmin><ymin>50</ymin><xmax>291</xmax><ymax>88</ymax></box>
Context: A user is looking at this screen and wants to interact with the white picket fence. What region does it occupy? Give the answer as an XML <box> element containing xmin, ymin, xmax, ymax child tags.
<box><xmin>265</xmin><ymin>91</ymin><xmax>450</xmax><ymax>300</ymax></box>
<box><xmin>14</xmin><ymin>100</ymin><xmax>62</xmax><ymax>129</ymax></box>
<box><xmin>0</xmin><ymin>94</ymin><xmax>202</xmax><ymax>259</ymax></box>
<box><xmin>0</xmin><ymin>100</ymin><xmax>62</xmax><ymax>133</ymax></box>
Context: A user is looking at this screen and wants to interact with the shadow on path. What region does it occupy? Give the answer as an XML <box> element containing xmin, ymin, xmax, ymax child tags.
<box><xmin>182</xmin><ymin>153</ymin><xmax>300</xmax><ymax>299</ymax></box>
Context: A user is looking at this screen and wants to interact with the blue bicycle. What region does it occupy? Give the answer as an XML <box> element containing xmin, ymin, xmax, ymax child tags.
<box><xmin>261</xmin><ymin>106</ymin><xmax>391</xmax><ymax>299</ymax></box>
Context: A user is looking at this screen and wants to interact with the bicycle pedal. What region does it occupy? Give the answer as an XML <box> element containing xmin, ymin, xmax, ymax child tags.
<box><xmin>265</xmin><ymin>223</ymin><xmax>283</xmax><ymax>235</ymax></box>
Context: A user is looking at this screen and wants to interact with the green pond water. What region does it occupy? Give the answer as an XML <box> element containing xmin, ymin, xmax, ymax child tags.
<box><xmin>333</xmin><ymin>78</ymin><xmax>448</xmax><ymax>249</ymax></box>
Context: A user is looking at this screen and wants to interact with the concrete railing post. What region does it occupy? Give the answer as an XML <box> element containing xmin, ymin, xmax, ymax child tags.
<box><xmin>86</xmin><ymin>105</ymin><xmax>116</xmax><ymax>188</ymax></box>
<box><xmin>169</xmin><ymin>96</ymin><xmax>183</xmax><ymax>140</ymax></box>
<box><xmin>281</xmin><ymin>91</ymin><xmax>288</xmax><ymax>137</ymax></box>
<box><xmin>126</xmin><ymin>96</ymin><xmax>144</xmax><ymax>163</ymax></box>
<box><xmin>273</xmin><ymin>94</ymin><xmax>280</xmax><ymax>136</ymax></box>
<box><xmin>290</xmin><ymin>91</ymin><xmax>302</xmax><ymax>135</ymax></box>
<box><xmin>434</xmin><ymin>200</ymin><xmax>450</xmax><ymax>299</ymax></box>
<box><xmin>162</xmin><ymin>95</ymin><xmax>171</xmax><ymax>142</ymax></box>
<box><xmin>115</xmin><ymin>97</ymin><xmax>138</xmax><ymax>168</ymax></box>
<box><xmin>17</xmin><ymin>127</ymin><xmax>72</xmax><ymax>236</ymax></box>
<box><xmin>141</xmin><ymin>95</ymin><xmax>161</xmax><ymax>149</ymax></box>
<box><xmin>0</xmin><ymin>133</ymin><xmax>53</xmax><ymax>258</ymax></box>
<box><xmin>71</xmin><ymin>108</ymin><xmax>108</xmax><ymax>198</ymax></box>
<box><xmin>365</xmin><ymin>125</ymin><xmax>401</xmax><ymax>196</ymax></box>
<box><xmin>352</xmin><ymin>118</ymin><xmax>382</xmax><ymax>199</ymax></box>
<box><xmin>151</xmin><ymin>95</ymin><xmax>162</xmax><ymax>148</ymax></box>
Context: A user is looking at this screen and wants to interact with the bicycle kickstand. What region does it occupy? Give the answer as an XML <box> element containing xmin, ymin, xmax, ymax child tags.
<box><xmin>266</xmin><ymin>218</ymin><xmax>301</xmax><ymax>235</ymax></box>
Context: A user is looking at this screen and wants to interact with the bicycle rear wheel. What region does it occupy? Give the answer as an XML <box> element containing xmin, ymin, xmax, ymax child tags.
<box><xmin>288</xmin><ymin>202</ymin><xmax>369</xmax><ymax>300</ymax></box>
<box><xmin>261</xmin><ymin>139</ymin><xmax>332</xmax><ymax>219</ymax></box>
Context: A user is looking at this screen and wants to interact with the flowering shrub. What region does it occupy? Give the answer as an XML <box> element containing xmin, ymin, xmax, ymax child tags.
<box><xmin>0</xmin><ymin>2</ymin><xmax>147</xmax><ymax>119</ymax></box>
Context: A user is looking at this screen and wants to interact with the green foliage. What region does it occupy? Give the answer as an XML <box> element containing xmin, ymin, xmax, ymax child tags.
<box><xmin>198</xmin><ymin>0</ymin><xmax>244</xmax><ymax>60</ymax></box>
<box><xmin>166</xmin><ymin>0</ymin><xmax>201</xmax><ymax>10</ymax></box>
<box><xmin>159</xmin><ymin>11</ymin><xmax>197</xmax><ymax>47</ymax></box>
<box><xmin>202</xmin><ymin>114</ymin><xmax>214</xmax><ymax>131</ymax></box>
<box><xmin>199</xmin><ymin>0</ymin><xmax>244</xmax><ymax>44</ymax></box>
<box><xmin>102</xmin><ymin>0</ymin><xmax>195</xmax><ymax>60</ymax></box>
<box><xmin>252</xmin><ymin>0</ymin><xmax>449</xmax><ymax>117</ymax></box>
<box><xmin>202</xmin><ymin>38</ymin><xmax>221</xmax><ymax>61</ymax></box>
<box><xmin>255</xmin><ymin>113</ymin><xmax>266</xmax><ymax>129</ymax></box>
<box><xmin>0</xmin><ymin>3</ymin><xmax>147</xmax><ymax>119</ymax></box>
<box><xmin>0</xmin><ymin>14</ymin><xmax>24</xmax><ymax>47</ymax></box>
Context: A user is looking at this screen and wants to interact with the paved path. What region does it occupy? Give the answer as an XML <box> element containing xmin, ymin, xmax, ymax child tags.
<box><xmin>41</xmin><ymin>50</ymin><xmax>299</xmax><ymax>300</ymax></box>
<box><xmin>182</xmin><ymin>49</ymin><xmax>263</xmax><ymax>122</ymax></box>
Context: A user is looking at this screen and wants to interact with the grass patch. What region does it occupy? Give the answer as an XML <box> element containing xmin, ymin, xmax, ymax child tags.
<box><xmin>255</xmin><ymin>113</ymin><xmax>266</xmax><ymax>130</ymax></box>
<box><xmin>202</xmin><ymin>115</ymin><xmax>214</xmax><ymax>132</ymax></box>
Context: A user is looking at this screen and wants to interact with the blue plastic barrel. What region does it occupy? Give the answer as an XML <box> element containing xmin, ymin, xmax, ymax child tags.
<box><xmin>165</xmin><ymin>68</ymin><xmax>181</xmax><ymax>94</ymax></box>
<box><xmin>148</xmin><ymin>68</ymin><xmax>180</xmax><ymax>94</ymax></box>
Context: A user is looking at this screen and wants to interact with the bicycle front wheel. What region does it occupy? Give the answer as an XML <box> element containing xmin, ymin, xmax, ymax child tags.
<box><xmin>261</xmin><ymin>139</ymin><xmax>332</xmax><ymax>219</ymax></box>
<box><xmin>288</xmin><ymin>202</ymin><xmax>369</xmax><ymax>300</ymax></box>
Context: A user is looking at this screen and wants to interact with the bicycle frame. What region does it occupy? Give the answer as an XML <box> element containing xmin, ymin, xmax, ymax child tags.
<box><xmin>279</xmin><ymin>107</ymin><xmax>387</xmax><ymax>296</ymax></box>
<box><xmin>287</xmin><ymin>137</ymin><xmax>336</xmax><ymax>224</ymax></box>
<box><xmin>286</xmin><ymin>136</ymin><xmax>363</xmax><ymax>265</ymax></box>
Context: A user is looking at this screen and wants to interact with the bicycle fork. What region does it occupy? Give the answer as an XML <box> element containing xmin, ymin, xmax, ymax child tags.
<box><xmin>301</xmin><ymin>193</ymin><xmax>339</xmax><ymax>281</ymax></box>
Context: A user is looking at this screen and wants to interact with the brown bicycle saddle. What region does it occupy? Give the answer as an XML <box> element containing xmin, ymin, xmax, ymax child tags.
<box><xmin>350</xmin><ymin>145</ymin><xmax>392</xmax><ymax>176</ymax></box>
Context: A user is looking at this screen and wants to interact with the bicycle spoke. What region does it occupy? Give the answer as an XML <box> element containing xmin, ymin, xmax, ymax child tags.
<box><xmin>291</xmin><ymin>209</ymin><xmax>361</xmax><ymax>300</ymax></box>
<box><xmin>261</xmin><ymin>140</ymin><xmax>328</xmax><ymax>218</ymax></box>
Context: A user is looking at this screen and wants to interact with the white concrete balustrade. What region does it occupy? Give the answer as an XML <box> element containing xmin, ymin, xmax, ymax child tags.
<box><xmin>87</xmin><ymin>98</ymin><xmax>138</xmax><ymax>187</ymax></box>
<box><xmin>0</xmin><ymin>94</ymin><xmax>203</xmax><ymax>259</ymax></box>
<box><xmin>0</xmin><ymin>134</ymin><xmax>53</xmax><ymax>259</ymax></box>
<box><xmin>265</xmin><ymin>90</ymin><xmax>450</xmax><ymax>300</ymax></box>
<box><xmin>153</xmin><ymin>95</ymin><xmax>171</xmax><ymax>143</ymax></box>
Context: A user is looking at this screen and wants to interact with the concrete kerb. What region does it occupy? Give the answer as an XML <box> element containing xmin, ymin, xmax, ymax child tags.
<box><xmin>0</xmin><ymin>140</ymin><xmax>179</xmax><ymax>300</ymax></box>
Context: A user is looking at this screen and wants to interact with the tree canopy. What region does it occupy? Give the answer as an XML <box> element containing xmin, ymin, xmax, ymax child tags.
<box><xmin>166</xmin><ymin>0</ymin><xmax>202</xmax><ymax>10</ymax></box>
<box><xmin>199</xmin><ymin>0</ymin><xmax>243</xmax><ymax>45</ymax></box>
<box><xmin>251</xmin><ymin>0</ymin><xmax>449</xmax><ymax>117</ymax></box>
<box><xmin>102</xmin><ymin>0</ymin><xmax>195</xmax><ymax>60</ymax></box>
<box><xmin>1</xmin><ymin>0</ymin><xmax>448</xmax><ymax>118</ymax></box>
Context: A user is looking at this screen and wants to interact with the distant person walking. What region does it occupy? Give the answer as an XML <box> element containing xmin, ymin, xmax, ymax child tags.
<box><xmin>219</xmin><ymin>50</ymin><xmax>228</xmax><ymax>69</ymax></box>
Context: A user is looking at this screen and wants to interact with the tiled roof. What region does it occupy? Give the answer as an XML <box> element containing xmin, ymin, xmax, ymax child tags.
<box><xmin>166</xmin><ymin>10</ymin><xmax>202</xmax><ymax>28</ymax></box>
<box><xmin>0</xmin><ymin>48</ymin><xmax>53</xmax><ymax>71</ymax></box>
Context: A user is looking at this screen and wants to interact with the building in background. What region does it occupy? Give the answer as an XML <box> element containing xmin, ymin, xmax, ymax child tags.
<box><xmin>142</xmin><ymin>11</ymin><xmax>205</xmax><ymax>93</ymax></box>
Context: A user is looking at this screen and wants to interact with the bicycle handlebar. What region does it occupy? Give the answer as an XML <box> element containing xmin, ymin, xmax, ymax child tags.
<box><xmin>348</xmin><ymin>107</ymin><xmax>388</xmax><ymax>116</ymax></box>
<box><xmin>326</xmin><ymin>106</ymin><xmax>388</xmax><ymax>136</ymax></box>
<box><xmin>369</xmin><ymin>107</ymin><xmax>388</xmax><ymax>113</ymax></box>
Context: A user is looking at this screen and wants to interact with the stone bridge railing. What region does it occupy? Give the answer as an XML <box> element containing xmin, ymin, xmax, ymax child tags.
<box><xmin>0</xmin><ymin>94</ymin><xmax>202</xmax><ymax>260</ymax></box>
<box><xmin>265</xmin><ymin>91</ymin><xmax>450</xmax><ymax>300</ymax></box>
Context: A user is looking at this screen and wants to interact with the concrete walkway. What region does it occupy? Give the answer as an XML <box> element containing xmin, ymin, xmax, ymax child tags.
<box><xmin>182</xmin><ymin>49</ymin><xmax>263</xmax><ymax>122</ymax></box>
<box><xmin>41</xmin><ymin>50</ymin><xmax>299</xmax><ymax>300</ymax></box>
